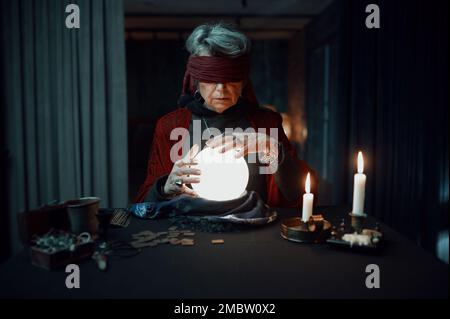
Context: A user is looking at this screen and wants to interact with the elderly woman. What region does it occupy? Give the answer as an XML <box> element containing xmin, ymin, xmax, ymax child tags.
<box><xmin>134</xmin><ymin>23</ymin><xmax>317</xmax><ymax>207</ymax></box>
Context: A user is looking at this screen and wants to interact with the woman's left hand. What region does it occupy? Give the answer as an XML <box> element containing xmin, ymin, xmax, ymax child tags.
<box><xmin>205</xmin><ymin>132</ymin><xmax>280</xmax><ymax>163</ymax></box>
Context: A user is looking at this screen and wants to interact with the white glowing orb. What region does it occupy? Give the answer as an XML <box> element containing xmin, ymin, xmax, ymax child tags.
<box><xmin>191</xmin><ymin>147</ymin><xmax>249</xmax><ymax>201</ymax></box>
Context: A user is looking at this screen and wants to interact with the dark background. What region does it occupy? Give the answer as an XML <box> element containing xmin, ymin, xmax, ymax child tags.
<box><xmin>304</xmin><ymin>0</ymin><xmax>449</xmax><ymax>254</ymax></box>
<box><xmin>0</xmin><ymin>14</ymin><xmax>9</xmax><ymax>260</ymax></box>
<box><xmin>125</xmin><ymin>0</ymin><xmax>449</xmax><ymax>259</ymax></box>
<box><xmin>1</xmin><ymin>0</ymin><xmax>448</xmax><ymax>264</ymax></box>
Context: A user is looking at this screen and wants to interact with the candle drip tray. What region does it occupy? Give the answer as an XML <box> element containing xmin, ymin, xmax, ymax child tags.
<box><xmin>326</xmin><ymin>212</ymin><xmax>384</xmax><ymax>253</ymax></box>
<box><xmin>281</xmin><ymin>215</ymin><xmax>331</xmax><ymax>243</ymax></box>
<box><xmin>326</xmin><ymin>229</ymin><xmax>384</xmax><ymax>253</ymax></box>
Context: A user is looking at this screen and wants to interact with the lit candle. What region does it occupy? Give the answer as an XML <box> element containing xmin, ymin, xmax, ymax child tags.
<box><xmin>352</xmin><ymin>151</ymin><xmax>366</xmax><ymax>216</ymax></box>
<box><xmin>302</xmin><ymin>172</ymin><xmax>314</xmax><ymax>222</ymax></box>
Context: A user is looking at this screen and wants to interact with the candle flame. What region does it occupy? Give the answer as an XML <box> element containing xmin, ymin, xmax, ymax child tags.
<box><xmin>305</xmin><ymin>172</ymin><xmax>311</xmax><ymax>193</ymax></box>
<box><xmin>357</xmin><ymin>151</ymin><xmax>364</xmax><ymax>174</ymax></box>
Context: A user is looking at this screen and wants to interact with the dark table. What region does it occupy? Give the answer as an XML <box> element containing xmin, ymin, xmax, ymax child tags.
<box><xmin>0</xmin><ymin>206</ymin><xmax>448</xmax><ymax>299</ymax></box>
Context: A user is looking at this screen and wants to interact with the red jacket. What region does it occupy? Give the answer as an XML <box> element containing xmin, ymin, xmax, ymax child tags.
<box><xmin>134</xmin><ymin>107</ymin><xmax>318</xmax><ymax>207</ymax></box>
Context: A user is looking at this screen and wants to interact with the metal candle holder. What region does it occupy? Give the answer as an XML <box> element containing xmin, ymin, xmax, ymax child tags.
<box><xmin>281</xmin><ymin>215</ymin><xmax>331</xmax><ymax>243</ymax></box>
<box><xmin>348</xmin><ymin>212</ymin><xmax>367</xmax><ymax>234</ymax></box>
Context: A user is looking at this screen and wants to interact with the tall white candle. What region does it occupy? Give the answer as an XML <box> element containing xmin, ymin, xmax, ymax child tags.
<box><xmin>352</xmin><ymin>151</ymin><xmax>366</xmax><ymax>216</ymax></box>
<box><xmin>302</xmin><ymin>172</ymin><xmax>314</xmax><ymax>222</ymax></box>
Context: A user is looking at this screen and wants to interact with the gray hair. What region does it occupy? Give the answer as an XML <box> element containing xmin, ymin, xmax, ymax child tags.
<box><xmin>185</xmin><ymin>23</ymin><xmax>251</xmax><ymax>57</ymax></box>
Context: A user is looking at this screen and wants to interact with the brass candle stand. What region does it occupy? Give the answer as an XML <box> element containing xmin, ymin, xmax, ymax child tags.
<box><xmin>281</xmin><ymin>214</ymin><xmax>331</xmax><ymax>243</ymax></box>
<box><xmin>348</xmin><ymin>212</ymin><xmax>368</xmax><ymax>234</ymax></box>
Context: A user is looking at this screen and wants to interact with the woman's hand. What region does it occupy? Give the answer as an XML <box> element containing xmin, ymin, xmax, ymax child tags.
<box><xmin>205</xmin><ymin>132</ymin><xmax>280</xmax><ymax>163</ymax></box>
<box><xmin>163</xmin><ymin>144</ymin><xmax>201</xmax><ymax>198</ymax></box>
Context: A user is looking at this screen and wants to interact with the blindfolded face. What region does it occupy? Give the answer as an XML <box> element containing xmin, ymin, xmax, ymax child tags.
<box><xmin>198</xmin><ymin>81</ymin><xmax>243</xmax><ymax>113</ymax></box>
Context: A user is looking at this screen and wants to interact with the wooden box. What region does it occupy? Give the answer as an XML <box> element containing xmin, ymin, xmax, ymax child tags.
<box><xmin>30</xmin><ymin>239</ymin><xmax>94</xmax><ymax>270</ymax></box>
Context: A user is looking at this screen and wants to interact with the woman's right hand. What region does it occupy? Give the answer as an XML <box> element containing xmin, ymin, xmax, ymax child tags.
<box><xmin>163</xmin><ymin>144</ymin><xmax>201</xmax><ymax>198</ymax></box>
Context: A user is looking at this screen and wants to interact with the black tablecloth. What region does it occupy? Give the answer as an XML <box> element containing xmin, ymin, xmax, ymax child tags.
<box><xmin>0</xmin><ymin>206</ymin><xmax>448</xmax><ymax>299</ymax></box>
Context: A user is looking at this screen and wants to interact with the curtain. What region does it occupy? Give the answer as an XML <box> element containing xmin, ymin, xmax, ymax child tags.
<box><xmin>0</xmin><ymin>0</ymin><xmax>128</xmax><ymax>258</ymax></box>
<box><xmin>305</xmin><ymin>0</ymin><xmax>448</xmax><ymax>256</ymax></box>
<box><xmin>343</xmin><ymin>0</ymin><xmax>448</xmax><ymax>253</ymax></box>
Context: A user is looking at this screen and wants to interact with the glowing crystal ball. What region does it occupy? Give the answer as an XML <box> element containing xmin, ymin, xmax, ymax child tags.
<box><xmin>191</xmin><ymin>146</ymin><xmax>249</xmax><ymax>201</ymax></box>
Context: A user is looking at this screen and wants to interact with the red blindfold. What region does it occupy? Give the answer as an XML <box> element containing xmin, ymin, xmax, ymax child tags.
<box><xmin>181</xmin><ymin>55</ymin><xmax>259</xmax><ymax>106</ymax></box>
